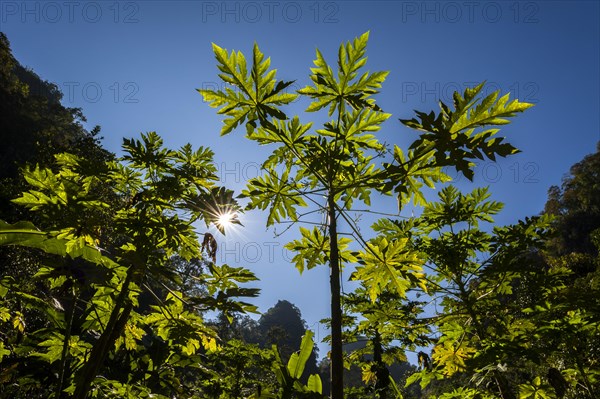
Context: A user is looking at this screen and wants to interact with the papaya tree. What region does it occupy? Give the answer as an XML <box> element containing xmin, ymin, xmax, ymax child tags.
<box><xmin>374</xmin><ymin>186</ymin><xmax>557</xmax><ymax>398</ymax></box>
<box><xmin>199</xmin><ymin>31</ymin><xmax>533</xmax><ymax>398</ymax></box>
<box><xmin>340</xmin><ymin>285</ymin><xmax>428</xmax><ymax>398</ymax></box>
<box><xmin>0</xmin><ymin>132</ymin><xmax>258</xmax><ymax>398</ymax></box>
<box><xmin>382</xmin><ymin>146</ymin><xmax>600</xmax><ymax>399</ymax></box>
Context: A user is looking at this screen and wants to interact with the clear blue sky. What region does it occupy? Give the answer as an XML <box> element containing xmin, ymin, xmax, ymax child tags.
<box><xmin>2</xmin><ymin>1</ymin><xmax>599</xmax><ymax>358</ymax></box>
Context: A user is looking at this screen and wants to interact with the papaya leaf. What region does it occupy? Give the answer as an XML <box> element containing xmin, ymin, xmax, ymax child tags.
<box><xmin>287</xmin><ymin>330</ymin><xmax>315</xmax><ymax>380</ymax></box>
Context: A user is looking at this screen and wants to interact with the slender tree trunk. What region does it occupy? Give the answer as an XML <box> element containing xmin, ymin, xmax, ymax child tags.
<box><xmin>373</xmin><ymin>331</ymin><xmax>387</xmax><ymax>399</ymax></box>
<box><xmin>328</xmin><ymin>193</ymin><xmax>344</xmax><ymax>399</ymax></box>
<box><xmin>73</xmin><ymin>264</ymin><xmax>138</xmax><ymax>399</ymax></box>
<box><xmin>56</xmin><ymin>287</ymin><xmax>77</xmax><ymax>399</ymax></box>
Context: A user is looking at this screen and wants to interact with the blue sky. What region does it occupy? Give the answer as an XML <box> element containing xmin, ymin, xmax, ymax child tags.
<box><xmin>2</xmin><ymin>1</ymin><xmax>599</xmax><ymax>358</ymax></box>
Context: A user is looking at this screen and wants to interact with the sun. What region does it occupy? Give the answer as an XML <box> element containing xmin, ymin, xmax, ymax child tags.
<box><xmin>217</xmin><ymin>211</ymin><xmax>236</xmax><ymax>229</ymax></box>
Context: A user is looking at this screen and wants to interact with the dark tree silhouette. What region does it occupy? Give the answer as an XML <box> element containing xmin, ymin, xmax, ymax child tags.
<box><xmin>544</xmin><ymin>142</ymin><xmax>600</xmax><ymax>272</ymax></box>
<box><xmin>258</xmin><ymin>300</ymin><xmax>320</xmax><ymax>381</ymax></box>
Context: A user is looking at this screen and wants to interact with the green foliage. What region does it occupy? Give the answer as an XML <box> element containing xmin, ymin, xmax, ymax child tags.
<box><xmin>338</xmin><ymin>286</ymin><xmax>424</xmax><ymax>399</ymax></box>
<box><xmin>199</xmin><ymin>43</ymin><xmax>297</xmax><ymax>135</ymax></box>
<box><xmin>200</xmin><ymin>31</ymin><xmax>397</xmax><ymax>399</ymax></box>
<box><xmin>241</xmin><ymin>168</ymin><xmax>308</xmax><ymax>227</ymax></box>
<box><xmin>544</xmin><ymin>142</ymin><xmax>600</xmax><ymax>259</ymax></box>
<box><xmin>518</xmin><ymin>377</ymin><xmax>556</xmax><ymax>399</ymax></box>
<box><xmin>200</xmin><ymin>32</ymin><xmax>532</xmax><ymax>399</ymax></box>
<box><xmin>8</xmin><ymin>29</ymin><xmax>590</xmax><ymax>399</ymax></box>
<box><xmin>436</xmin><ymin>386</ymin><xmax>497</xmax><ymax>399</ymax></box>
<box><xmin>287</xmin><ymin>331</ymin><xmax>314</xmax><ymax>380</ymax></box>
<box><xmin>271</xmin><ymin>331</ymin><xmax>325</xmax><ymax>399</ymax></box>
<box><xmin>298</xmin><ymin>32</ymin><xmax>388</xmax><ymax>115</ymax></box>
<box><xmin>399</xmin><ymin>83</ymin><xmax>531</xmax><ymax>178</ymax></box>
<box><xmin>353</xmin><ymin>236</ymin><xmax>425</xmax><ymax>302</ymax></box>
<box><xmin>201</xmin><ymin>31</ymin><xmax>393</xmax><ymax>225</ymax></box>
<box><xmin>191</xmin><ymin>263</ymin><xmax>260</xmax><ymax>320</ymax></box>
<box><xmin>0</xmin><ymin>132</ymin><xmax>258</xmax><ymax>398</ymax></box>
<box><xmin>284</xmin><ymin>227</ymin><xmax>357</xmax><ymax>273</ymax></box>
<box><xmin>197</xmin><ymin>338</ymin><xmax>276</xmax><ymax>398</ymax></box>
<box><xmin>388</xmin><ymin>177</ymin><xmax>600</xmax><ymax>399</ymax></box>
<box><xmin>0</xmin><ymin>32</ymin><xmax>114</xmax><ymax>246</ymax></box>
<box><xmin>388</xmin><ymin>83</ymin><xmax>532</xmax><ymax>208</ymax></box>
